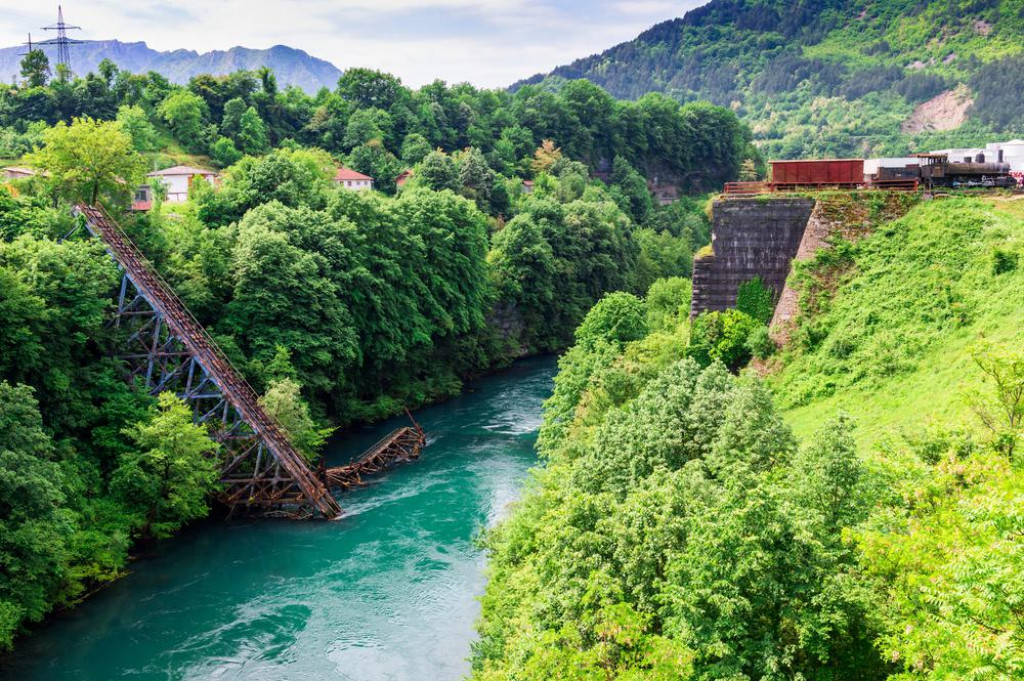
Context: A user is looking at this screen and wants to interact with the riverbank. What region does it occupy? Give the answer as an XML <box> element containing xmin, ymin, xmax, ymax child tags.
<box><xmin>0</xmin><ymin>357</ymin><xmax>557</xmax><ymax>681</ymax></box>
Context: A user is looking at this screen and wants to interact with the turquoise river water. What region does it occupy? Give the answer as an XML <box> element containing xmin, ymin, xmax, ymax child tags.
<box><xmin>0</xmin><ymin>357</ymin><xmax>557</xmax><ymax>681</ymax></box>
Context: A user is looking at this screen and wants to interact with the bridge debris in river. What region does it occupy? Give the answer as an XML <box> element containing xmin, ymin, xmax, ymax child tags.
<box><xmin>324</xmin><ymin>413</ymin><xmax>426</xmax><ymax>491</ymax></box>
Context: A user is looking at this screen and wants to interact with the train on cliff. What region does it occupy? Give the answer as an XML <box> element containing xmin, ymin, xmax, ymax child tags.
<box><xmin>873</xmin><ymin>152</ymin><xmax>1018</xmax><ymax>189</ymax></box>
<box><xmin>776</xmin><ymin>153</ymin><xmax>1017</xmax><ymax>190</ymax></box>
<box><xmin>727</xmin><ymin>151</ymin><xmax>1022</xmax><ymax>194</ymax></box>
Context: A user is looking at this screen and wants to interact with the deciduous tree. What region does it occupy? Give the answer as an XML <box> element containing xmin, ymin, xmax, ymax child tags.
<box><xmin>28</xmin><ymin>116</ymin><xmax>147</xmax><ymax>207</ymax></box>
<box><xmin>111</xmin><ymin>392</ymin><xmax>220</xmax><ymax>539</ymax></box>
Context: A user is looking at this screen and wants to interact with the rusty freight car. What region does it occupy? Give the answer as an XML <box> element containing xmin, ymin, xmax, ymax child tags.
<box><xmin>770</xmin><ymin>159</ymin><xmax>865</xmax><ymax>190</ymax></box>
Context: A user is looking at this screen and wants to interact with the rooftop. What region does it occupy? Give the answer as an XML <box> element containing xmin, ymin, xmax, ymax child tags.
<box><xmin>335</xmin><ymin>167</ymin><xmax>373</xmax><ymax>182</ymax></box>
<box><xmin>147</xmin><ymin>165</ymin><xmax>218</xmax><ymax>177</ymax></box>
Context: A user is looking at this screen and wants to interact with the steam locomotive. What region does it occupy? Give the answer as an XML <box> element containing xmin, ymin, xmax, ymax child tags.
<box><xmin>875</xmin><ymin>152</ymin><xmax>1017</xmax><ymax>189</ymax></box>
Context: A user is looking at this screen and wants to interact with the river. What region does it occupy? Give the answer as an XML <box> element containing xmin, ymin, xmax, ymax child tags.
<box><xmin>0</xmin><ymin>357</ymin><xmax>557</xmax><ymax>681</ymax></box>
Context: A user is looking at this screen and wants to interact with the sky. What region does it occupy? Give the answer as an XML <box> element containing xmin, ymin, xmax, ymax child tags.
<box><xmin>0</xmin><ymin>1</ymin><xmax>708</xmax><ymax>88</ymax></box>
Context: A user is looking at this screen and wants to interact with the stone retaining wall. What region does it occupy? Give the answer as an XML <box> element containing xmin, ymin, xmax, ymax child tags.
<box><xmin>690</xmin><ymin>197</ymin><xmax>815</xmax><ymax>317</ymax></box>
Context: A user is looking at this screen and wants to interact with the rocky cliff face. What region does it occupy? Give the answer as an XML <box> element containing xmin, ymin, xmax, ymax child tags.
<box><xmin>0</xmin><ymin>41</ymin><xmax>342</xmax><ymax>92</ymax></box>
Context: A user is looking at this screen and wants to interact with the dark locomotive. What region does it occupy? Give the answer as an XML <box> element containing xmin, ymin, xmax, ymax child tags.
<box><xmin>890</xmin><ymin>153</ymin><xmax>1017</xmax><ymax>189</ymax></box>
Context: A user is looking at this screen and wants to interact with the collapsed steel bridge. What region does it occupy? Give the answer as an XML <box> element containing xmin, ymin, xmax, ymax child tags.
<box><xmin>72</xmin><ymin>204</ymin><xmax>425</xmax><ymax>519</ymax></box>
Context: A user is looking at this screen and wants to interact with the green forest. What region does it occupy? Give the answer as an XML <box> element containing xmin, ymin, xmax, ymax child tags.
<box><xmin>520</xmin><ymin>0</ymin><xmax>1024</xmax><ymax>159</ymax></box>
<box><xmin>473</xmin><ymin>195</ymin><xmax>1024</xmax><ymax>680</ymax></box>
<box><xmin>0</xmin><ymin>1</ymin><xmax>1021</xmax><ymax>676</ymax></box>
<box><xmin>0</xmin><ymin>45</ymin><xmax>747</xmax><ymax>651</ymax></box>
<box><xmin>2</xmin><ymin>52</ymin><xmax>755</xmax><ymax>192</ymax></box>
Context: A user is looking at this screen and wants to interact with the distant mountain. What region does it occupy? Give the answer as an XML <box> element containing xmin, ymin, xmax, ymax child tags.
<box><xmin>516</xmin><ymin>0</ymin><xmax>1024</xmax><ymax>158</ymax></box>
<box><xmin>0</xmin><ymin>40</ymin><xmax>343</xmax><ymax>92</ymax></box>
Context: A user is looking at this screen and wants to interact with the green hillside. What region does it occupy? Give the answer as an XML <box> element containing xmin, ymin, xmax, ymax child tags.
<box><xmin>774</xmin><ymin>195</ymin><xmax>1024</xmax><ymax>448</ymax></box>
<box><xmin>518</xmin><ymin>0</ymin><xmax>1024</xmax><ymax>158</ymax></box>
<box><xmin>472</xmin><ymin>195</ymin><xmax>1024</xmax><ymax>680</ymax></box>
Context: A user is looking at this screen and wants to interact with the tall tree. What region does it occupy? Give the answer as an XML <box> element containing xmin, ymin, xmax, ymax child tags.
<box><xmin>19</xmin><ymin>50</ymin><xmax>50</xmax><ymax>88</ymax></box>
<box><xmin>158</xmin><ymin>90</ymin><xmax>210</xmax><ymax>153</ymax></box>
<box><xmin>336</xmin><ymin>68</ymin><xmax>402</xmax><ymax>110</ymax></box>
<box><xmin>220</xmin><ymin>96</ymin><xmax>247</xmax><ymax>140</ymax></box>
<box><xmin>237</xmin><ymin>106</ymin><xmax>269</xmax><ymax>155</ymax></box>
<box><xmin>111</xmin><ymin>392</ymin><xmax>221</xmax><ymax>539</ymax></box>
<box><xmin>115</xmin><ymin>104</ymin><xmax>158</xmax><ymax>152</ymax></box>
<box><xmin>28</xmin><ymin>116</ymin><xmax>147</xmax><ymax>206</ymax></box>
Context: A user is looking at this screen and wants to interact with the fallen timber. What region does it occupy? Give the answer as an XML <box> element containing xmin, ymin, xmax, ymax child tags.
<box><xmin>323</xmin><ymin>412</ymin><xmax>426</xmax><ymax>491</ymax></box>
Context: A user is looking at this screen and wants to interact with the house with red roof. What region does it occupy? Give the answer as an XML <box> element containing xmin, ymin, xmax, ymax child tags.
<box><xmin>335</xmin><ymin>167</ymin><xmax>374</xmax><ymax>191</ymax></box>
<box><xmin>395</xmin><ymin>169</ymin><xmax>413</xmax><ymax>188</ymax></box>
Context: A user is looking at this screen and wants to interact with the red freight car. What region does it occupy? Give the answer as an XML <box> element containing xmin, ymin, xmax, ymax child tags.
<box><xmin>770</xmin><ymin>159</ymin><xmax>865</xmax><ymax>190</ymax></box>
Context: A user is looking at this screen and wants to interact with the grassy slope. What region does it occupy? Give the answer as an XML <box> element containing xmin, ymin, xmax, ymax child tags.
<box><xmin>770</xmin><ymin>195</ymin><xmax>1024</xmax><ymax>449</ymax></box>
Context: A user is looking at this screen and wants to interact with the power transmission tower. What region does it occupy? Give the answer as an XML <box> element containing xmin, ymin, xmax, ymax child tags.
<box><xmin>39</xmin><ymin>5</ymin><xmax>83</xmax><ymax>74</ymax></box>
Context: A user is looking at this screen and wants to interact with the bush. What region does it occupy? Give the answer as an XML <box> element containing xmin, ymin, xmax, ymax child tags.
<box><xmin>575</xmin><ymin>292</ymin><xmax>649</xmax><ymax>349</ymax></box>
<box><xmin>736</xmin><ymin>276</ymin><xmax>775</xmax><ymax>324</ymax></box>
<box><xmin>746</xmin><ymin>325</ymin><xmax>777</xmax><ymax>360</ymax></box>
<box><xmin>210</xmin><ymin>136</ymin><xmax>242</xmax><ymax>168</ymax></box>
<box><xmin>687</xmin><ymin>309</ymin><xmax>759</xmax><ymax>371</ymax></box>
<box><xmin>992</xmin><ymin>247</ymin><xmax>1019</xmax><ymax>276</ymax></box>
<box><xmin>646</xmin><ymin>277</ymin><xmax>691</xmax><ymax>331</ymax></box>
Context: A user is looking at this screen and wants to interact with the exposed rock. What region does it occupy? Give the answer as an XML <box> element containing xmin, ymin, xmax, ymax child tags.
<box><xmin>902</xmin><ymin>87</ymin><xmax>973</xmax><ymax>133</ymax></box>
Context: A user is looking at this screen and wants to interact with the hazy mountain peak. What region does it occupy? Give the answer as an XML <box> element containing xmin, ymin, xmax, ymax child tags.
<box><xmin>0</xmin><ymin>39</ymin><xmax>342</xmax><ymax>92</ymax></box>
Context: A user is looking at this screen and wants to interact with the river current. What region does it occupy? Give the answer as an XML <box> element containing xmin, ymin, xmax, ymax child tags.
<box><xmin>0</xmin><ymin>357</ymin><xmax>557</xmax><ymax>681</ymax></box>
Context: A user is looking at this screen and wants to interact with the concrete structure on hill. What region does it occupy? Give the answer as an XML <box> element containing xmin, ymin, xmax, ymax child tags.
<box><xmin>335</xmin><ymin>167</ymin><xmax>374</xmax><ymax>191</ymax></box>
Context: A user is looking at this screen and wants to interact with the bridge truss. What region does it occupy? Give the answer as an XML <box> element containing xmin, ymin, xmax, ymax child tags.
<box><xmin>72</xmin><ymin>204</ymin><xmax>343</xmax><ymax>519</ymax></box>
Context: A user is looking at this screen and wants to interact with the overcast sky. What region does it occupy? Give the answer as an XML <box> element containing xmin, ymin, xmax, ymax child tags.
<box><xmin>0</xmin><ymin>1</ymin><xmax>708</xmax><ymax>88</ymax></box>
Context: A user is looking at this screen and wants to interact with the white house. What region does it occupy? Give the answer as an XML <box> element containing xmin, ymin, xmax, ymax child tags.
<box><xmin>146</xmin><ymin>165</ymin><xmax>219</xmax><ymax>203</ymax></box>
<box><xmin>334</xmin><ymin>167</ymin><xmax>374</xmax><ymax>191</ymax></box>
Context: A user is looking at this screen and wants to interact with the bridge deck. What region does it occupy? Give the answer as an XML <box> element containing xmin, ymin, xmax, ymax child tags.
<box><xmin>324</xmin><ymin>422</ymin><xmax>426</xmax><ymax>491</ymax></box>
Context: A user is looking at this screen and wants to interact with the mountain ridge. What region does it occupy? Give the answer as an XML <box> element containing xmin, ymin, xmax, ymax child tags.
<box><xmin>514</xmin><ymin>0</ymin><xmax>1024</xmax><ymax>158</ymax></box>
<box><xmin>0</xmin><ymin>40</ymin><xmax>343</xmax><ymax>92</ymax></box>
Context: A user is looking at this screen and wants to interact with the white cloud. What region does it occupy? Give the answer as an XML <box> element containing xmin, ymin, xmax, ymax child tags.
<box><xmin>0</xmin><ymin>0</ymin><xmax>709</xmax><ymax>87</ymax></box>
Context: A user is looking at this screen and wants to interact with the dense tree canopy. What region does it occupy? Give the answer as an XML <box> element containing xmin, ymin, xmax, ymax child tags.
<box><xmin>0</xmin><ymin>52</ymin><xmax>735</xmax><ymax>656</ymax></box>
<box><xmin>0</xmin><ymin>55</ymin><xmax>753</xmax><ymax>194</ymax></box>
<box><xmin>28</xmin><ymin>117</ymin><xmax>147</xmax><ymax>206</ymax></box>
<box><xmin>474</xmin><ymin>284</ymin><xmax>1024</xmax><ymax>681</ymax></box>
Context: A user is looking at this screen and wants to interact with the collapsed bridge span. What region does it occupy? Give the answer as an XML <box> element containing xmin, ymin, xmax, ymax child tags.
<box><xmin>73</xmin><ymin>204</ymin><xmax>343</xmax><ymax>518</ymax></box>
